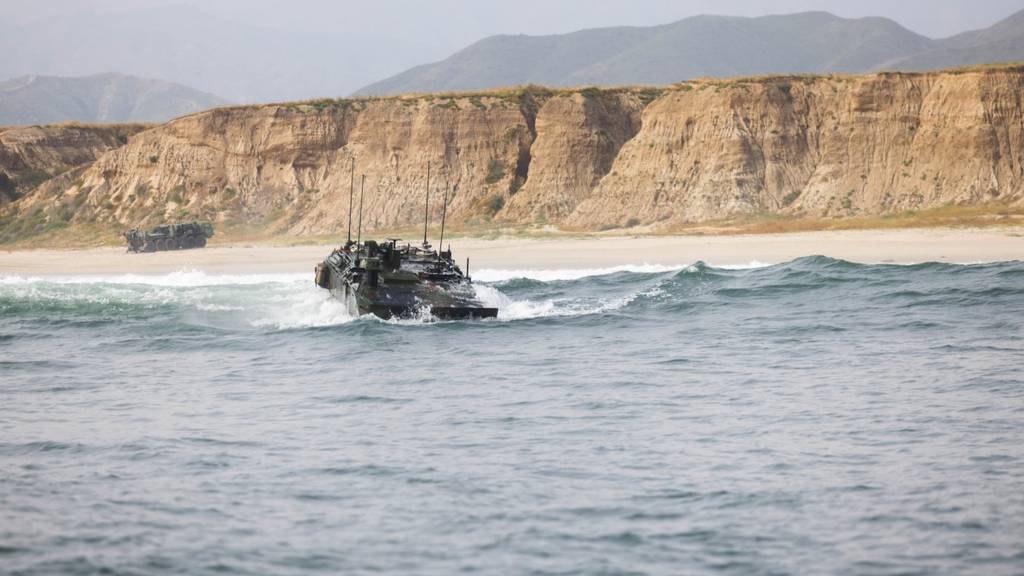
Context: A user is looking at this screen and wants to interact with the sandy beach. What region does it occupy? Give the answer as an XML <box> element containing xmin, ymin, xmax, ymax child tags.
<box><xmin>1</xmin><ymin>227</ymin><xmax>1021</xmax><ymax>276</ymax></box>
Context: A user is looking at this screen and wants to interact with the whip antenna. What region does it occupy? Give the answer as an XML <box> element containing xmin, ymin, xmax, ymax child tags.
<box><xmin>356</xmin><ymin>174</ymin><xmax>365</xmax><ymax>247</ymax></box>
<box><xmin>347</xmin><ymin>157</ymin><xmax>355</xmax><ymax>244</ymax></box>
<box><xmin>438</xmin><ymin>176</ymin><xmax>449</xmax><ymax>260</ymax></box>
<box><xmin>422</xmin><ymin>161</ymin><xmax>431</xmax><ymax>247</ymax></box>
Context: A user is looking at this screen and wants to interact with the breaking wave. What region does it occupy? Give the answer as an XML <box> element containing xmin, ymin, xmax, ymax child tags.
<box><xmin>1</xmin><ymin>257</ymin><xmax>1022</xmax><ymax>331</ymax></box>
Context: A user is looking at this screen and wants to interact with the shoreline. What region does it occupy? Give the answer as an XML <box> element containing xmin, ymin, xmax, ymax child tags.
<box><xmin>1</xmin><ymin>227</ymin><xmax>1021</xmax><ymax>276</ymax></box>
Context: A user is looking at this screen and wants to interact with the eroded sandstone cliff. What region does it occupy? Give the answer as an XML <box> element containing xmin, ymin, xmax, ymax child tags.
<box><xmin>4</xmin><ymin>66</ymin><xmax>1023</xmax><ymax>241</ymax></box>
<box><xmin>0</xmin><ymin>123</ymin><xmax>147</xmax><ymax>205</ymax></box>
<box><xmin>569</xmin><ymin>67</ymin><xmax>1024</xmax><ymax>228</ymax></box>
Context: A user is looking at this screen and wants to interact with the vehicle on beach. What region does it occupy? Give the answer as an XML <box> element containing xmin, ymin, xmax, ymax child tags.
<box><xmin>315</xmin><ymin>160</ymin><xmax>497</xmax><ymax>320</ymax></box>
<box><xmin>124</xmin><ymin>221</ymin><xmax>214</xmax><ymax>252</ymax></box>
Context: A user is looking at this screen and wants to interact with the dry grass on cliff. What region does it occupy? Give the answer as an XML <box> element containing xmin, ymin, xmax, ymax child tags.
<box><xmin>673</xmin><ymin>63</ymin><xmax>1024</xmax><ymax>96</ymax></box>
<box><xmin>191</xmin><ymin>83</ymin><xmax>671</xmax><ymax>120</ymax></box>
<box><xmin>672</xmin><ymin>204</ymin><xmax>1024</xmax><ymax>236</ymax></box>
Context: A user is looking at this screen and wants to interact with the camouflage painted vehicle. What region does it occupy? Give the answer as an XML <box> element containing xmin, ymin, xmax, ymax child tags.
<box><xmin>316</xmin><ymin>239</ymin><xmax>497</xmax><ymax>320</ymax></box>
<box><xmin>124</xmin><ymin>221</ymin><xmax>214</xmax><ymax>253</ymax></box>
<box><xmin>317</xmin><ymin>160</ymin><xmax>496</xmax><ymax>319</ymax></box>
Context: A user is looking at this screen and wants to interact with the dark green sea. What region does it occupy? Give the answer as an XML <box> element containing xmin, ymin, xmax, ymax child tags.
<box><xmin>1</xmin><ymin>257</ymin><xmax>1023</xmax><ymax>575</ymax></box>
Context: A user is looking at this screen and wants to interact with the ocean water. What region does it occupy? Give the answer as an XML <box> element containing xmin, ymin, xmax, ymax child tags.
<box><xmin>1</xmin><ymin>256</ymin><xmax>1023</xmax><ymax>575</ymax></box>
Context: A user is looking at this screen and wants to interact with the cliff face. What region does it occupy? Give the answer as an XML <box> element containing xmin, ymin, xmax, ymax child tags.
<box><xmin>0</xmin><ymin>123</ymin><xmax>147</xmax><ymax>205</ymax></box>
<box><xmin>5</xmin><ymin>67</ymin><xmax>1024</xmax><ymax>239</ymax></box>
<box><xmin>569</xmin><ymin>68</ymin><xmax>1024</xmax><ymax>228</ymax></box>
<box><xmin>502</xmin><ymin>91</ymin><xmax>648</xmax><ymax>223</ymax></box>
<box><xmin>53</xmin><ymin>94</ymin><xmax>539</xmax><ymax>235</ymax></box>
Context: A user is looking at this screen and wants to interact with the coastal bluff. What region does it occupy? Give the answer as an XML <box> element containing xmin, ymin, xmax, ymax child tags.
<box><xmin>3</xmin><ymin>66</ymin><xmax>1023</xmax><ymax>240</ymax></box>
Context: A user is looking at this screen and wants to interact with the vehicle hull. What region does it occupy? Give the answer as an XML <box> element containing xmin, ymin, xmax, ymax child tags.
<box><xmin>124</xmin><ymin>221</ymin><xmax>213</xmax><ymax>253</ymax></box>
<box><xmin>317</xmin><ymin>241</ymin><xmax>497</xmax><ymax>320</ymax></box>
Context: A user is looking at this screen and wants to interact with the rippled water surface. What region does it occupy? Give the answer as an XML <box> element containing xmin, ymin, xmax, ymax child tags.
<box><xmin>2</xmin><ymin>257</ymin><xmax>1023</xmax><ymax>575</ymax></box>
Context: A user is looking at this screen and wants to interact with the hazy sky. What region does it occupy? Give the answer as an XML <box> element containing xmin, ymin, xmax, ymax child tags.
<box><xmin>228</xmin><ymin>0</ymin><xmax>1020</xmax><ymax>37</ymax></box>
<box><xmin>8</xmin><ymin>0</ymin><xmax>1023</xmax><ymax>43</ymax></box>
<box><xmin>3</xmin><ymin>0</ymin><xmax>1022</xmax><ymax>101</ymax></box>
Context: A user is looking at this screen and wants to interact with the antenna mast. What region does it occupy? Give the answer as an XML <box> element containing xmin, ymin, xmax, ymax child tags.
<box><xmin>346</xmin><ymin>157</ymin><xmax>355</xmax><ymax>244</ymax></box>
<box><xmin>438</xmin><ymin>176</ymin><xmax>449</xmax><ymax>260</ymax></box>
<box><xmin>423</xmin><ymin>160</ymin><xmax>431</xmax><ymax>247</ymax></box>
<box><xmin>356</xmin><ymin>174</ymin><xmax>365</xmax><ymax>247</ymax></box>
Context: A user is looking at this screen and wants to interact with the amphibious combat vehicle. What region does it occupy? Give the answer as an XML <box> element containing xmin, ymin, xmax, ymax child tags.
<box><xmin>124</xmin><ymin>221</ymin><xmax>213</xmax><ymax>252</ymax></box>
<box><xmin>314</xmin><ymin>161</ymin><xmax>497</xmax><ymax>320</ymax></box>
<box><xmin>316</xmin><ymin>238</ymin><xmax>496</xmax><ymax>319</ymax></box>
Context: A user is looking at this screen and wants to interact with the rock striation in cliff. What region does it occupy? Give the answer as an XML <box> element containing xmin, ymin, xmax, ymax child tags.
<box><xmin>4</xmin><ymin>66</ymin><xmax>1023</xmax><ymax>241</ymax></box>
<box><xmin>0</xmin><ymin>123</ymin><xmax>147</xmax><ymax>205</ymax></box>
<box><xmin>569</xmin><ymin>67</ymin><xmax>1024</xmax><ymax>228</ymax></box>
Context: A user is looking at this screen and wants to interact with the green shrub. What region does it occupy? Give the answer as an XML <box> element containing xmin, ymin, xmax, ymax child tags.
<box><xmin>485</xmin><ymin>159</ymin><xmax>505</xmax><ymax>184</ymax></box>
<box><xmin>638</xmin><ymin>87</ymin><xmax>665</xmax><ymax>103</ymax></box>
<box><xmin>169</xmin><ymin>183</ymin><xmax>186</xmax><ymax>205</ymax></box>
<box><xmin>0</xmin><ymin>172</ymin><xmax>16</xmax><ymax>198</ymax></box>
<box><xmin>481</xmin><ymin>193</ymin><xmax>505</xmax><ymax>214</ymax></box>
<box><xmin>487</xmin><ymin>195</ymin><xmax>505</xmax><ymax>214</ymax></box>
<box><xmin>16</xmin><ymin>169</ymin><xmax>51</xmax><ymax>191</ymax></box>
<box><xmin>308</xmin><ymin>98</ymin><xmax>351</xmax><ymax>111</ymax></box>
<box><xmin>56</xmin><ymin>204</ymin><xmax>74</xmax><ymax>223</ymax></box>
<box><xmin>782</xmin><ymin>191</ymin><xmax>800</xmax><ymax>206</ymax></box>
<box><xmin>261</xmin><ymin>207</ymin><xmax>286</xmax><ymax>223</ymax></box>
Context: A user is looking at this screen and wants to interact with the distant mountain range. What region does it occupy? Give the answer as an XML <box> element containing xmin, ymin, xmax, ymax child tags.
<box><xmin>0</xmin><ymin>73</ymin><xmax>228</xmax><ymax>125</ymax></box>
<box><xmin>0</xmin><ymin>3</ymin><xmax>430</xmax><ymax>104</ymax></box>
<box><xmin>357</xmin><ymin>10</ymin><xmax>1024</xmax><ymax>95</ymax></box>
<box><xmin>881</xmin><ymin>8</ymin><xmax>1024</xmax><ymax>70</ymax></box>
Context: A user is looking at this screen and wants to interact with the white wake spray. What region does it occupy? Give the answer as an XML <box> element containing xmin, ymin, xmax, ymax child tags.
<box><xmin>0</xmin><ymin>260</ymin><xmax>777</xmax><ymax>329</ymax></box>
